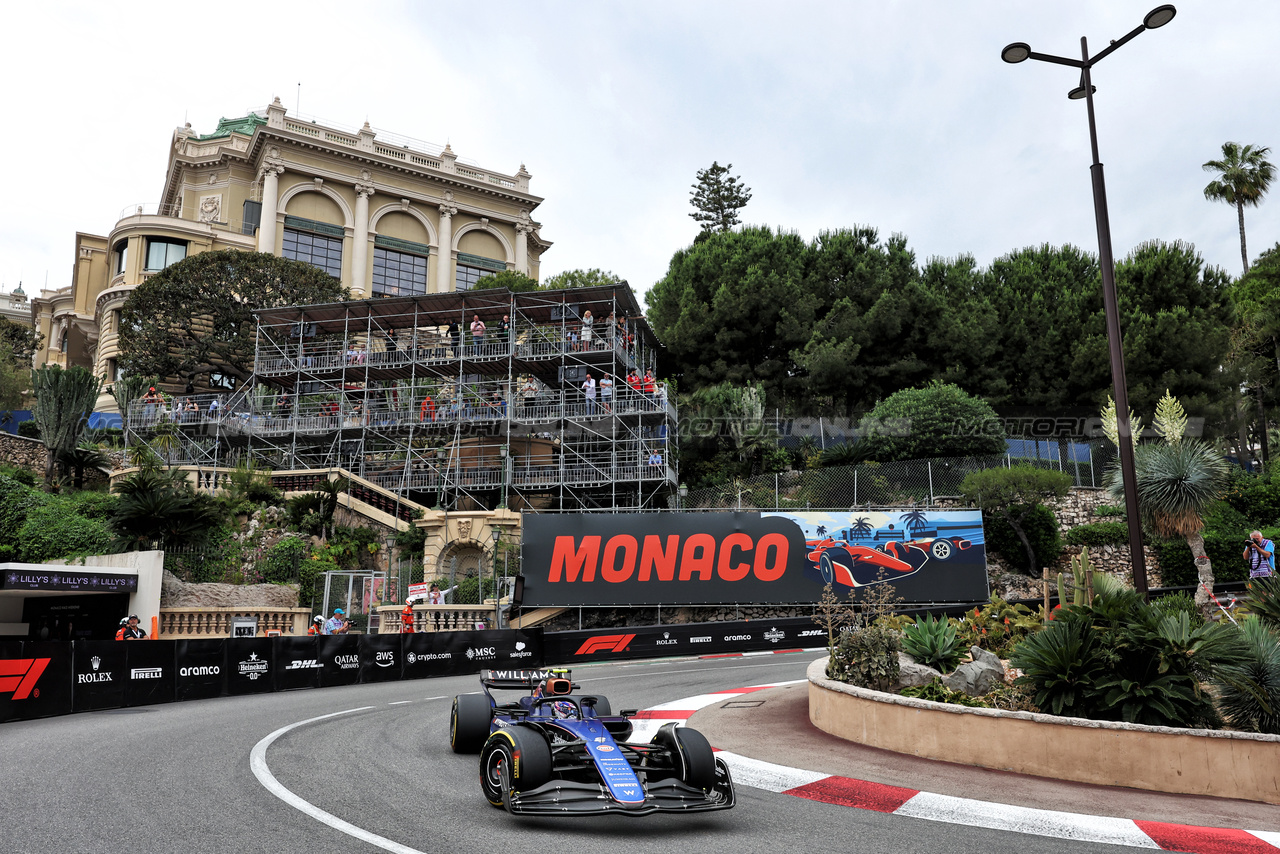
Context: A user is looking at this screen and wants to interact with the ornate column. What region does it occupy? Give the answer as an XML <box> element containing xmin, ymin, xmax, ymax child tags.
<box><xmin>436</xmin><ymin>194</ymin><xmax>458</xmax><ymax>293</ymax></box>
<box><xmin>257</xmin><ymin>158</ymin><xmax>285</xmax><ymax>254</ymax></box>
<box><xmin>515</xmin><ymin>214</ymin><xmax>534</xmax><ymax>276</ymax></box>
<box><xmin>352</xmin><ymin>181</ymin><xmax>375</xmax><ymax>296</ymax></box>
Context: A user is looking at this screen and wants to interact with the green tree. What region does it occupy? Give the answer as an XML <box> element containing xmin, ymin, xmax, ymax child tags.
<box><xmin>1203</xmin><ymin>142</ymin><xmax>1274</xmax><ymax>274</ymax></box>
<box><xmin>540</xmin><ymin>268</ymin><xmax>620</xmax><ymax>290</ymax></box>
<box><xmin>109</xmin><ymin>465</ymin><xmax>220</xmax><ymax>551</ymax></box>
<box><xmin>0</xmin><ymin>341</ymin><xmax>29</xmax><ymax>416</ymax></box>
<box><xmin>31</xmin><ymin>364</ymin><xmax>101</xmax><ymax>489</ymax></box>
<box><xmin>472</xmin><ymin>269</ymin><xmax>540</xmax><ymax>292</ymax></box>
<box><xmin>689</xmin><ymin>161</ymin><xmax>752</xmax><ymax>234</ymax></box>
<box><xmin>647</xmin><ymin>226</ymin><xmax>814</xmax><ymax>399</ymax></box>
<box><xmin>960</xmin><ymin>465</ymin><xmax>1073</xmax><ymax>575</ymax></box>
<box><xmin>0</xmin><ymin>318</ymin><xmax>41</xmax><ymax>365</ymax></box>
<box><xmin>118</xmin><ymin>250</ymin><xmax>348</xmax><ymax>386</ymax></box>
<box><xmin>858</xmin><ymin>382</ymin><xmax>1007</xmax><ymax>462</ymax></box>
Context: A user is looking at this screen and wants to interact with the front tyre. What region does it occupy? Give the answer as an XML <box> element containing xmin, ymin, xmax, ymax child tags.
<box><xmin>450</xmin><ymin>693</ymin><xmax>492</xmax><ymax>754</ymax></box>
<box><xmin>654</xmin><ymin>723</ymin><xmax>717</xmax><ymax>790</ymax></box>
<box><xmin>930</xmin><ymin>539</ymin><xmax>954</xmax><ymax>560</ymax></box>
<box><xmin>480</xmin><ymin>726</ymin><xmax>552</xmax><ymax>808</ymax></box>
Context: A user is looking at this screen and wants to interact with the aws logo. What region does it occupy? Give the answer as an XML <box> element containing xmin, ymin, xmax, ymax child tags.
<box><xmin>575</xmin><ymin>634</ymin><xmax>635</xmax><ymax>655</ymax></box>
<box><xmin>0</xmin><ymin>658</ymin><xmax>50</xmax><ymax>700</ymax></box>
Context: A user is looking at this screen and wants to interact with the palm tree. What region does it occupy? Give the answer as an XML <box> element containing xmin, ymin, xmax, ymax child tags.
<box><xmin>1107</xmin><ymin>441</ymin><xmax>1228</xmax><ymax>612</ymax></box>
<box><xmin>1203</xmin><ymin>142</ymin><xmax>1275</xmax><ymax>274</ymax></box>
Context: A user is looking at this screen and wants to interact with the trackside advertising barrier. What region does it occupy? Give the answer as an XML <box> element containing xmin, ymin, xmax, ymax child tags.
<box><xmin>542</xmin><ymin>617</ymin><xmax>829</xmax><ymax>664</ymax></box>
<box><xmin>520</xmin><ymin>510</ymin><xmax>989</xmax><ymax>607</ymax></box>
<box><xmin>0</xmin><ymin>631</ymin><xmax>548</xmax><ymax>723</ymax></box>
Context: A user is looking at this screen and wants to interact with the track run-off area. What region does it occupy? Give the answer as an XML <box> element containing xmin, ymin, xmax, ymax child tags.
<box><xmin>7</xmin><ymin>652</ymin><xmax>1275</xmax><ymax>854</ymax></box>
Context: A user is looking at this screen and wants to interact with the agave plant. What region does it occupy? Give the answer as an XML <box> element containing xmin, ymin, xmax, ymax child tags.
<box><xmin>901</xmin><ymin>613</ymin><xmax>962</xmax><ymax>673</ymax></box>
<box><xmin>1215</xmin><ymin>617</ymin><xmax>1280</xmax><ymax>734</ymax></box>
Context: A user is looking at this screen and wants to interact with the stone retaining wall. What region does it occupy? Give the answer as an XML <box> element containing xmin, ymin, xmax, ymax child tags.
<box><xmin>0</xmin><ymin>433</ymin><xmax>44</xmax><ymax>474</ymax></box>
<box><xmin>807</xmin><ymin>658</ymin><xmax>1280</xmax><ymax>805</ymax></box>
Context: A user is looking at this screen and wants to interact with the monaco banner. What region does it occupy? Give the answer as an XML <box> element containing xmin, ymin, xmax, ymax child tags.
<box><xmin>520</xmin><ymin>510</ymin><xmax>990</xmax><ymax>607</ymax></box>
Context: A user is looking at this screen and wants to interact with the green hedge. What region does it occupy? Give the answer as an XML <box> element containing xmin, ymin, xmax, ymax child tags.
<box><xmin>1064</xmin><ymin>521</ymin><xmax>1130</xmax><ymax>547</ymax></box>
<box><xmin>261</xmin><ymin>535</ymin><xmax>307</xmax><ymax>583</ymax></box>
<box><xmin>985</xmin><ymin>504</ymin><xmax>1061</xmax><ymax>573</ymax></box>
<box><xmin>1153</xmin><ymin>528</ymin><xmax>1278</xmax><ymax>586</ymax></box>
<box><xmin>0</xmin><ymin>475</ymin><xmax>46</xmax><ymax>546</ymax></box>
<box><xmin>17</xmin><ymin>502</ymin><xmax>112</xmax><ymax>563</ymax></box>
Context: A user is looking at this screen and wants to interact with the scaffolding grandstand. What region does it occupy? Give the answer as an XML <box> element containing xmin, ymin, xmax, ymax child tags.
<box><xmin>124</xmin><ymin>285</ymin><xmax>678</xmax><ymax>512</ymax></box>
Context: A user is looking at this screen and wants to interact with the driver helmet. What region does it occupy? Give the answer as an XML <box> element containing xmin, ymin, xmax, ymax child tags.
<box><xmin>550</xmin><ymin>700</ymin><xmax>578</xmax><ymax>720</ymax></box>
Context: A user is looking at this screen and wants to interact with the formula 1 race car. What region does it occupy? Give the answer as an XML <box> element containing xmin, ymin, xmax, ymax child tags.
<box><xmin>807</xmin><ymin>536</ymin><xmax>972</xmax><ymax>588</ymax></box>
<box><xmin>449</xmin><ymin>668</ymin><xmax>735</xmax><ymax>816</ymax></box>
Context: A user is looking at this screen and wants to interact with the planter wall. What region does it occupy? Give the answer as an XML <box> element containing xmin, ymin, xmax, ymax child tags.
<box><xmin>807</xmin><ymin>658</ymin><xmax>1280</xmax><ymax>805</ymax></box>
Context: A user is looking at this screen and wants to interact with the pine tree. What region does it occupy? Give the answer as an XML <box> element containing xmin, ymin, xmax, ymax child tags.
<box><xmin>689</xmin><ymin>161</ymin><xmax>752</xmax><ymax>233</ymax></box>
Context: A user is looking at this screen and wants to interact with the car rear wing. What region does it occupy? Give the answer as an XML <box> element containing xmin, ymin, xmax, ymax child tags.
<box><xmin>480</xmin><ymin>668</ymin><xmax>573</xmax><ymax>690</ymax></box>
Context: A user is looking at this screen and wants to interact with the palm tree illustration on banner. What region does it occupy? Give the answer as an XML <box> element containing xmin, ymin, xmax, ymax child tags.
<box><xmin>850</xmin><ymin>517</ymin><xmax>874</xmax><ymax>538</ymax></box>
<box><xmin>815</xmin><ymin>524</ymin><xmax>828</xmax><ymax>538</ymax></box>
<box><xmin>900</xmin><ymin>509</ymin><xmax>931</xmax><ymax>537</ymax></box>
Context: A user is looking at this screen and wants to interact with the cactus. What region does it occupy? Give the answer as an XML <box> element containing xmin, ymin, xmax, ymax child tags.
<box><xmin>1057</xmin><ymin>546</ymin><xmax>1094</xmax><ymax>607</ymax></box>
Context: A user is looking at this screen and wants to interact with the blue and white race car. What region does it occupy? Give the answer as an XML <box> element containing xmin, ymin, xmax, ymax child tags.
<box><xmin>449</xmin><ymin>668</ymin><xmax>735</xmax><ymax>816</ymax></box>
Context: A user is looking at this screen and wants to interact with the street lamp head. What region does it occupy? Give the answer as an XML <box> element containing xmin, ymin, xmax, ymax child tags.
<box><xmin>491</xmin><ymin>530</ymin><xmax>501</xmax><ymax>545</ymax></box>
<box><xmin>1143</xmin><ymin>5</ymin><xmax>1176</xmax><ymax>29</ymax></box>
<box><xmin>1067</xmin><ymin>85</ymin><xmax>1097</xmax><ymax>100</ymax></box>
<box><xmin>1001</xmin><ymin>42</ymin><xmax>1032</xmax><ymax>63</ymax></box>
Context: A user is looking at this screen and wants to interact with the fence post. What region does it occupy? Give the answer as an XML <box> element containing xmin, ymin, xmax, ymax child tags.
<box><xmin>927</xmin><ymin>460</ymin><xmax>934</xmax><ymax>504</ymax></box>
<box><xmin>854</xmin><ymin>468</ymin><xmax>858</xmax><ymax>506</ymax></box>
<box><xmin>775</xmin><ymin>472</ymin><xmax>779</xmax><ymax>509</ymax></box>
<box><xmin>1006</xmin><ymin>453</ymin><xmax>1012</xmax><ymax>469</ymax></box>
<box><xmin>1089</xmin><ymin>443</ymin><xmax>1095</xmax><ymax>488</ymax></box>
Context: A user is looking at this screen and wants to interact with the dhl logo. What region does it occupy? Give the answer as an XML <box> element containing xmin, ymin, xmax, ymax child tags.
<box><xmin>0</xmin><ymin>658</ymin><xmax>50</xmax><ymax>700</ymax></box>
<box><xmin>574</xmin><ymin>634</ymin><xmax>636</xmax><ymax>655</ymax></box>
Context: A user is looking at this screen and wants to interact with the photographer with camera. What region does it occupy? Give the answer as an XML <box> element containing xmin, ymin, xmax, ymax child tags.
<box><xmin>322</xmin><ymin>608</ymin><xmax>352</xmax><ymax>635</ymax></box>
<box><xmin>1243</xmin><ymin>530</ymin><xmax>1275</xmax><ymax>579</ymax></box>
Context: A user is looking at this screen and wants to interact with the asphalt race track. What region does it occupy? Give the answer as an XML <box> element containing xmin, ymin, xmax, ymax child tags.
<box><xmin>6</xmin><ymin>653</ymin><xmax>1144</xmax><ymax>854</ymax></box>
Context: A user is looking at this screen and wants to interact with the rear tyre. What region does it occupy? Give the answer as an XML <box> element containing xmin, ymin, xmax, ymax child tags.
<box><xmin>480</xmin><ymin>726</ymin><xmax>553</xmax><ymax>807</ymax></box>
<box><xmin>818</xmin><ymin>552</ymin><xmax>836</xmax><ymax>585</ymax></box>
<box><xmin>450</xmin><ymin>693</ymin><xmax>492</xmax><ymax>754</ymax></box>
<box><xmin>580</xmin><ymin>694</ymin><xmax>611</xmax><ymax>716</ymax></box>
<box><xmin>655</xmin><ymin>724</ymin><xmax>717</xmax><ymax>790</ymax></box>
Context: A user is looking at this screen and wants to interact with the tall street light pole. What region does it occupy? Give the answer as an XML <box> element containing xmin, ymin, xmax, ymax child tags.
<box><xmin>1001</xmin><ymin>5</ymin><xmax>1177</xmax><ymax>597</ymax></box>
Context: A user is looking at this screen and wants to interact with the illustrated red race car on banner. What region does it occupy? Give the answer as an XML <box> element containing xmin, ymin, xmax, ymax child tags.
<box><xmin>805</xmin><ymin>536</ymin><xmax>971</xmax><ymax>588</ymax></box>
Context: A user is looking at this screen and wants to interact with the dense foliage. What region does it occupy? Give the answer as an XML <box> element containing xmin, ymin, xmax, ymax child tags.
<box><xmin>961</xmin><ymin>466</ymin><xmax>1071</xmax><ymax>574</ymax></box>
<box><xmin>118</xmin><ymin>250</ymin><xmax>348</xmax><ymax>385</ymax></box>
<box><xmin>827</xmin><ymin>622</ymin><xmax>901</xmax><ymax>691</ymax></box>
<box><xmin>858</xmin><ymin>382</ymin><xmax>1006</xmax><ymax>462</ymax></box>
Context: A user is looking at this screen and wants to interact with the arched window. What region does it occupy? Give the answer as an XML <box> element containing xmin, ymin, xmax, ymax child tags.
<box><xmin>113</xmin><ymin>239</ymin><xmax>128</xmax><ymax>275</ymax></box>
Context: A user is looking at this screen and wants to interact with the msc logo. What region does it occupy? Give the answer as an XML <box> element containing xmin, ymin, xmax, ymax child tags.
<box><xmin>0</xmin><ymin>658</ymin><xmax>50</xmax><ymax>700</ymax></box>
<box><xmin>574</xmin><ymin>634</ymin><xmax>635</xmax><ymax>655</ymax></box>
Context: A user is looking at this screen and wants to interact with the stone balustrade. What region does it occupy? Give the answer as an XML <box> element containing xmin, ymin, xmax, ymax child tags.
<box><xmin>159</xmin><ymin>607</ymin><xmax>313</xmax><ymax>638</ymax></box>
<box><xmin>373</xmin><ymin>604</ymin><xmax>498</xmax><ymax>634</ymax></box>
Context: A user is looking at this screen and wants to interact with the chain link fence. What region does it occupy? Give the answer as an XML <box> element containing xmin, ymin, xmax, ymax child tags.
<box><xmin>683</xmin><ymin>441</ymin><xmax>1116</xmax><ymax>510</ymax></box>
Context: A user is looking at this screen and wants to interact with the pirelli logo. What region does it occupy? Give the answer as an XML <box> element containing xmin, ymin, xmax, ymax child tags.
<box><xmin>0</xmin><ymin>658</ymin><xmax>51</xmax><ymax>700</ymax></box>
<box><xmin>574</xmin><ymin>634</ymin><xmax>636</xmax><ymax>655</ymax></box>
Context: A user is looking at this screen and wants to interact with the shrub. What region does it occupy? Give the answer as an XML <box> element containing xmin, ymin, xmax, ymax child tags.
<box><xmin>1064</xmin><ymin>521</ymin><xmax>1129</xmax><ymax>547</ymax></box>
<box><xmin>17</xmin><ymin>421</ymin><xmax>39</xmax><ymax>439</ymax></box>
<box><xmin>858</xmin><ymin>382</ymin><xmax>1007</xmax><ymax>462</ymax></box>
<box><xmin>64</xmin><ymin>490</ymin><xmax>120</xmax><ymax>521</ymax></box>
<box><xmin>0</xmin><ymin>474</ymin><xmax>44</xmax><ymax>546</ymax></box>
<box><xmin>899</xmin><ymin>678</ymin><xmax>986</xmax><ymax>707</ymax></box>
<box><xmin>827</xmin><ymin>623</ymin><xmax>901</xmax><ymax>690</ymax></box>
<box><xmin>261</xmin><ymin>535</ymin><xmax>307</xmax><ymax>584</ymax></box>
<box><xmin>900</xmin><ymin>613</ymin><xmax>962</xmax><ymax>673</ymax></box>
<box><xmin>986</xmin><ymin>504</ymin><xmax>1061</xmax><ymax>573</ymax></box>
<box><xmin>1223</xmin><ymin>464</ymin><xmax>1280</xmax><ymax>528</ymax></box>
<box><xmin>0</xmin><ymin>465</ymin><xmax>36</xmax><ymax>486</ymax></box>
<box><xmin>1151</xmin><ymin>591</ymin><xmax>1203</xmax><ymax>627</ymax></box>
<box><xmin>1215</xmin><ymin>617</ymin><xmax>1280</xmax><ymax>734</ymax></box>
<box><xmin>1092</xmin><ymin>504</ymin><xmax>1125</xmax><ymax>518</ymax></box>
<box><xmin>1011</xmin><ymin>619</ymin><xmax>1108</xmax><ymax>718</ymax></box>
<box><xmin>955</xmin><ymin>597</ymin><xmax>1041</xmax><ymax>658</ymax></box>
<box><xmin>1242</xmin><ymin>574</ymin><xmax>1280</xmax><ymax>630</ymax></box>
<box><xmin>17</xmin><ymin>501</ymin><xmax>112</xmax><ymax>562</ymax></box>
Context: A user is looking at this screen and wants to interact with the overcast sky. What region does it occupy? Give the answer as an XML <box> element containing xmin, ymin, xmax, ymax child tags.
<box><xmin>2</xmin><ymin>1</ymin><xmax>1276</xmax><ymax>305</ymax></box>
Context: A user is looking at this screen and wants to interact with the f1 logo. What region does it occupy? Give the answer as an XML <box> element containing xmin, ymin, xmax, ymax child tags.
<box><xmin>0</xmin><ymin>658</ymin><xmax>50</xmax><ymax>700</ymax></box>
<box><xmin>574</xmin><ymin>634</ymin><xmax>635</xmax><ymax>655</ymax></box>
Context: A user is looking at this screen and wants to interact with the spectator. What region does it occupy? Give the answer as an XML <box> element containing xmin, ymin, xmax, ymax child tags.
<box><xmin>470</xmin><ymin>314</ymin><xmax>486</xmax><ymax>354</ymax></box>
<box><xmin>500</xmin><ymin>314</ymin><xmax>511</xmax><ymax>345</ymax></box>
<box><xmin>419</xmin><ymin>394</ymin><xmax>436</xmax><ymax>422</ymax></box>
<box><xmin>307</xmin><ymin>615</ymin><xmax>324</xmax><ymax>636</ymax></box>
<box><xmin>113</xmin><ymin>617</ymin><xmax>128</xmax><ymax>641</ymax></box>
<box><xmin>448</xmin><ymin>320</ymin><xmax>461</xmax><ymax>355</ymax></box>
<box><xmin>582</xmin><ymin>373</ymin><xmax>597</xmax><ymax>416</ymax></box>
<box><xmin>323</xmin><ymin>608</ymin><xmax>350</xmax><ymax>635</ymax></box>
<box><xmin>581</xmin><ymin>310</ymin><xmax>594</xmax><ymax>350</ymax></box>
<box><xmin>1244</xmin><ymin>530</ymin><xmax>1276</xmax><ymax>578</ymax></box>
<box><xmin>142</xmin><ymin>386</ymin><xmax>161</xmax><ymax>423</ymax></box>
<box><xmin>599</xmin><ymin>374</ymin><xmax>613</xmax><ymax>413</ymax></box>
<box><xmin>648</xmin><ymin>450</ymin><xmax>663</xmax><ymax>467</ymax></box>
<box><xmin>642</xmin><ymin>371</ymin><xmax>657</xmax><ymax>403</ymax></box>
<box><xmin>208</xmin><ymin>397</ymin><xmax>221</xmax><ymax>417</ymax></box>
<box><xmin>119</xmin><ymin>614</ymin><xmax>148</xmax><ymax>641</ymax></box>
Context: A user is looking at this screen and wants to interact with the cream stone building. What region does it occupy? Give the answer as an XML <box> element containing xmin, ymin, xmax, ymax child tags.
<box><xmin>32</xmin><ymin>97</ymin><xmax>550</xmax><ymax>411</ymax></box>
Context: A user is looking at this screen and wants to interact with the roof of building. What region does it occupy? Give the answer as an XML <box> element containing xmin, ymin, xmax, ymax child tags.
<box><xmin>198</xmin><ymin>113</ymin><xmax>268</xmax><ymax>140</ymax></box>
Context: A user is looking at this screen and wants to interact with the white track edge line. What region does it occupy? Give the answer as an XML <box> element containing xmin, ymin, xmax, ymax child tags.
<box><xmin>250</xmin><ymin>706</ymin><xmax>428</xmax><ymax>854</ymax></box>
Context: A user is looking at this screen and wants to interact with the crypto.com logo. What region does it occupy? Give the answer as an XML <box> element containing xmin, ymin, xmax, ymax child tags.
<box><xmin>574</xmin><ymin>634</ymin><xmax>636</xmax><ymax>655</ymax></box>
<box><xmin>0</xmin><ymin>658</ymin><xmax>51</xmax><ymax>700</ymax></box>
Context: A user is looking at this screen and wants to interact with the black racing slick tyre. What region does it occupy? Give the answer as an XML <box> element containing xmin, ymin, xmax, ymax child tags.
<box><xmin>655</xmin><ymin>723</ymin><xmax>717</xmax><ymax>790</ymax></box>
<box><xmin>480</xmin><ymin>726</ymin><xmax>552</xmax><ymax>808</ymax></box>
<box><xmin>450</xmin><ymin>693</ymin><xmax>492</xmax><ymax>754</ymax></box>
<box><xmin>580</xmin><ymin>694</ymin><xmax>611</xmax><ymax>716</ymax></box>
